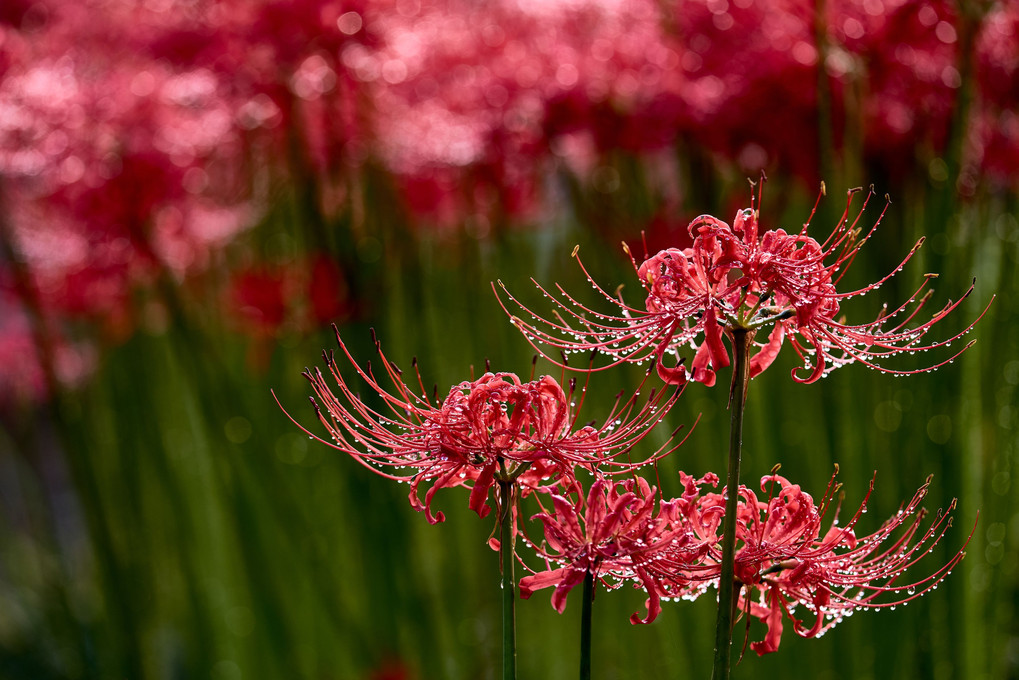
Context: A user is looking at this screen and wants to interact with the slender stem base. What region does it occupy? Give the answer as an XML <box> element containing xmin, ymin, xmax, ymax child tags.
<box><xmin>711</xmin><ymin>328</ymin><xmax>755</xmax><ymax>680</ymax></box>
<box><xmin>579</xmin><ymin>570</ymin><xmax>594</xmax><ymax>680</ymax></box>
<box><xmin>499</xmin><ymin>479</ymin><xmax>517</xmax><ymax>680</ymax></box>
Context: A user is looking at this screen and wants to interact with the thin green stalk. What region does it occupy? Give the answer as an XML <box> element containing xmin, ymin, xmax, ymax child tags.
<box><xmin>711</xmin><ymin>328</ymin><xmax>755</xmax><ymax>680</ymax></box>
<box><xmin>498</xmin><ymin>478</ymin><xmax>517</xmax><ymax>680</ymax></box>
<box><xmin>579</xmin><ymin>569</ymin><xmax>594</xmax><ymax>680</ymax></box>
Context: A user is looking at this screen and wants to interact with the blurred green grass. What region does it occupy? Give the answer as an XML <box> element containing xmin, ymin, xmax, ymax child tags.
<box><xmin>0</xmin><ymin>174</ymin><xmax>1016</xmax><ymax>680</ymax></box>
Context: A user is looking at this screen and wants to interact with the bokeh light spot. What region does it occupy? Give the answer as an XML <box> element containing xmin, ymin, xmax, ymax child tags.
<box><xmin>225</xmin><ymin>606</ymin><xmax>255</xmax><ymax>637</ymax></box>
<box><xmin>936</xmin><ymin>21</ymin><xmax>957</xmax><ymax>44</ymax></box>
<box><xmin>873</xmin><ymin>401</ymin><xmax>902</xmax><ymax>432</ymax></box>
<box><xmin>275</xmin><ymin>432</ymin><xmax>308</xmax><ymax>465</ymax></box>
<box><xmin>357</xmin><ymin>237</ymin><xmax>382</xmax><ymax>263</ymax></box>
<box><xmin>337</xmin><ymin>11</ymin><xmax>363</xmax><ymax>35</ymax></box>
<box><xmin>556</xmin><ymin>63</ymin><xmax>579</xmax><ymax>88</ymax></box>
<box><xmin>212</xmin><ymin>660</ymin><xmax>241</xmax><ymax>680</ymax></box>
<box><xmin>926</xmin><ymin>414</ymin><xmax>952</xmax><ymax>444</ymax></box>
<box><xmin>225</xmin><ymin>417</ymin><xmax>252</xmax><ymax>444</ymax></box>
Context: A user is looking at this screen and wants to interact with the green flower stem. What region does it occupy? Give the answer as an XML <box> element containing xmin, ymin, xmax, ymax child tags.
<box><xmin>579</xmin><ymin>569</ymin><xmax>594</xmax><ymax>680</ymax></box>
<box><xmin>498</xmin><ymin>478</ymin><xmax>517</xmax><ymax>680</ymax></box>
<box><xmin>711</xmin><ymin>328</ymin><xmax>755</xmax><ymax>680</ymax></box>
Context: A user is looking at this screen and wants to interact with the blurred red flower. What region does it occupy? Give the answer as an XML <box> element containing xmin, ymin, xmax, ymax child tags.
<box><xmin>227</xmin><ymin>254</ymin><xmax>353</xmax><ymax>339</ymax></box>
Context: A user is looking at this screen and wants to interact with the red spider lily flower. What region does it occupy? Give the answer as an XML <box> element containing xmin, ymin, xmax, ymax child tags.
<box><xmin>519</xmin><ymin>474</ymin><xmax>710</xmax><ymax>625</ymax></box>
<box><xmin>497</xmin><ymin>181</ymin><xmax>990</xmax><ymax>386</ymax></box>
<box><xmin>667</xmin><ymin>470</ymin><xmax>971</xmax><ymax>656</ymax></box>
<box><xmin>629</xmin><ymin>470</ymin><xmax>724</xmax><ymax>605</ymax></box>
<box><xmin>279</xmin><ymin>326</ymin><xmax>688</xmax><ymax>525</ymax></box>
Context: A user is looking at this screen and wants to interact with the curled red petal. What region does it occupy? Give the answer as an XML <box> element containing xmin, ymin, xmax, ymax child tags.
<box><xmin>418</xmin><ymin>468</ymin><xmax>460</xmax><ymax>525</ymax></box>
<box><xmin>468</xmin><ymin>463</ymin><xmax>496</xmax><ymax>519</ymax></box>
<box><xmin>629</xmin><ymin>566</ymin><xmax>662</xmax><ymax>625</ymax></box>
<box><xmin>750</xmin><ymin>590</ymin><xmax>785</xmax><ymax>656</ymax></box>
<box><xmin>550</xmin><ymin>567</ymin><xmax>588</xmax><ymax>614</ymax></box>
<box><xmin>689</xmin><ymin>341</ymin><xmax>718</xmax><ymax>387</ymax></box>
<box><xmin>656</xmin><ymin>357</ymin><xmax>689</xmax><ymax>385</ymax></box>
<box><xmin>749</xmin><ymin>323</ymin><xmax>785</xmax><ymax>378</ymax></box>
<box><xmin>703</xmin><ymin>307</ymin><xmax>730</xmax><ymax>370</ymax></box>
<box><xmin>519</xmin><ymin>567</ymin><xmax>570</xmax><ymax>601</ymax></box>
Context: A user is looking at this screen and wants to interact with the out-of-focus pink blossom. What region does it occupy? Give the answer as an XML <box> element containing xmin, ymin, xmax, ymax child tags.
<box><xmin>365</xmin><ymin>0</ymin><xmax>687</xmax><ymax>224</ymax></box>
<box><xmin>1</xmin><ymin>0</ymin><xmax>1015</xmax><ymax>407</ymax></box>
<box><xmin>0</xmin><ymin>3</ymin><xmax>255</xmax><ymax>333</ymax></box>
<box><xmin>0</xmin><ymin>293</ymin><xmax>94</xmax><ymax>407</ymax></box>
<box><xmin>975</xmin><ymin>3</ymin><xmax>1019</xmax><ymax>111</ymax></box>
<box><xmin>968</xmin><ymin>109</ymin><xmax>1019</xmax><ymax>191</ymax></box>
<box><xmin>969</xmin><ymin>3</ymin><xmax>1019</xmax><ymax>189</ymax></box>
<box><xmin>829</xmin><ymin>0</ymin><xmax>962</xmax><ymax>180</ymax></box>
<box><xmin>669</xmin><ymin>0</ymin><xmax>821</xmax><ymax>180</ymax></box>
<box><xmin>0</xmin><ymin>0</ymin><xmax>365</xmax><ymax>332</ymax></box>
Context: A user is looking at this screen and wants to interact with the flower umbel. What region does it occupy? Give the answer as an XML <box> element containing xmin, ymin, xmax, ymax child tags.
<box><xmin>497</xmin><ymin>181</ymin><xmax>990</xmax><ymax>385</ymax></box>
<box><xmin>520</xmin><ymin>473</ymin><xmax>710</xmax><ymax>624</ymax></box>
<box><xmin>673</xmin><ymin>470</ymin><xmax>971</xmax><ymax>656</ymax></box>
<box><xmin>282</xmin><ymin>326</ymin><xmax>688</xmax><ymax>524</ymax></box>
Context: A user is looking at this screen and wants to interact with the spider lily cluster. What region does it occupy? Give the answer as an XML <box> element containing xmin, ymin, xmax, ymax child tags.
<box><xmin>519</xmin><ymin>468</ymin><xmax>968</xmax><ymax>651</ymax></box>
<box><xmin>497</xmin><ymin>184</ymin><xmax>987</xmax><ymax>387</ymax></box>
<box><xmin>295</xmin><ymin>327</ymin><xmax>685</xmax><ymax>524</ymax></box>
<box><xmin>284</xmin><ymin>185</ymin><xmax>985</xmax><ymax>674</ymax></box>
